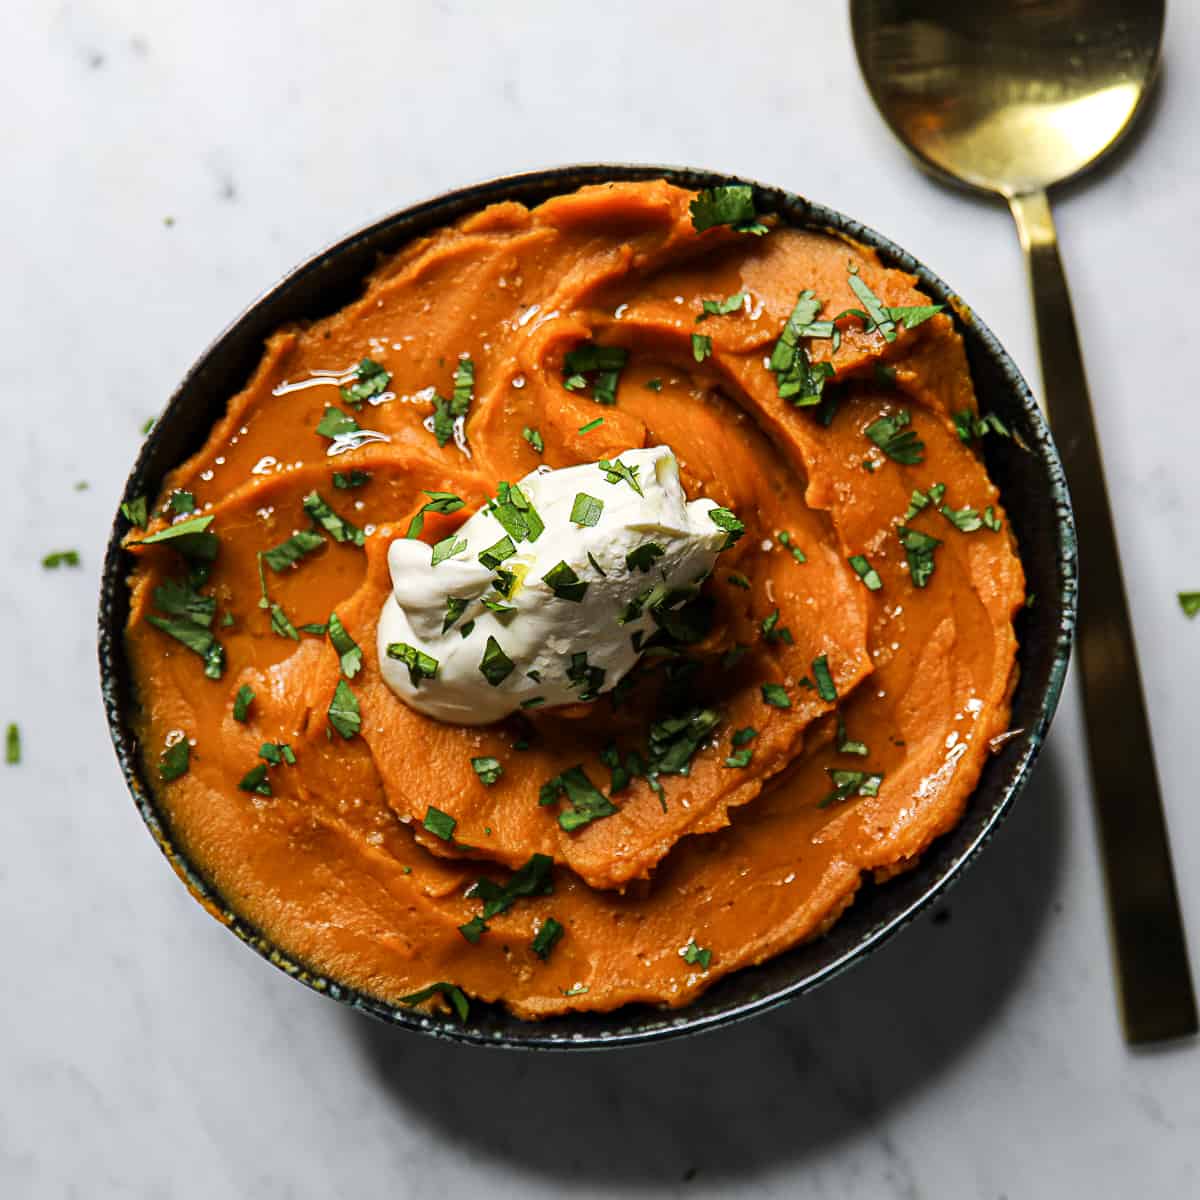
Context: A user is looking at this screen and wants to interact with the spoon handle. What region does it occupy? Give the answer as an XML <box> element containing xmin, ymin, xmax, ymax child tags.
<box><xmin>1008</xmin><ymin>189</ymin><xmax>1197</xmax><ymax>1044</ymax></box>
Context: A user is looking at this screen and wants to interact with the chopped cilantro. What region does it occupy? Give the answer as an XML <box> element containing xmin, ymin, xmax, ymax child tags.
<box><xmin>238</xmin><ymin>763</ymin><xmax>272</xmax><ymax>797</ymax></box>
<box><xmin>442</xmin><ymin>596</ymin><xmax>469</xmax><ymax>633</ymax></box>
<box><xmin>761</xmin><ymin>682</ymin><xmax>791</xmax><ymax>708</ymax></box>
<box><xmin>460</xmin><ymin>620</ymin><xmax>476</xmax><ymax>638</ymax></box>
<box><xmin>954</xmin><ymin>408</ymin><xmax>1012</xmax><ymax>443</ymax></box>
<box><xmin>940</xmin><ymin>503</ymin><xmax>984</xmax><ymax>533</ymax></box>
<box><xmin>848</xmin><ymin>554</ymin><xmax>883</xmax><ymax>591</ymax></box>
<box><xmin>327</xmin><ymin>612</ymin><xmax>362</xmax><ymax>678</ymax></box>
<box><xmin>42</xmin><ymin>550</ymin><xmax>81</xmax><ymax>569</ymax></box>
<box><xmin>539</xmin><ymin>766</ymin><xmax>617</xmax><ymax>831</ymax></box>
<box><xmin>298</xmin><ymin>621</ymin><xmax>327</xmax><ymax>635</ymax></box>
<box><xmin>232</xmin><ymin>685</ymin><xmax>254</xmax><ymax>722</ymax></box>
<box><xmin>316</xmin><ymin>405</ymin><xmax>360</xmax><ymax>439</ymax></box>
<box><xmin>131</xmin><ymin>515</ymin><xmax>218</xmax><ymax>561</ymax></box>
<box><xmin>683</xmin><ymin>941</ymin><xmax>712</xmax><ymax>969</ymax></box>
<box><xmin>542</xmin><ymin>560</ymin><xmax>588</xmax><ymax>602</ymax></box>
<box><xmin>327</xmin><ymin>678</ymin><xmax>361</xmax><ymax>739</ymax></box>
<box><xmin>479</xmin><ymin>636</ymin><xmax>514</xmax><ymax>686</ymax></box>
<box><xmin>268</xmin><ymin>602</ymin><xmax>299</xmax><ymax>642</ymax></box>
<box><xmin>147</xmin><ymin>614</ymin><xmax>226</xmax><ymax>678</ymax></box>
<box><xmin>626</xmin><ymin>542</ymin><xmax>666</xmax><ymax>574</ymax></box>
<box><xmin>339</xmin><ymin>357</ymin><xmax>390</xmax><ymax>407</ymax></box>
<box><xmin>727</xmin><ymin>572</ymin><xmax>750</xmax><ymax>589</ymax></box>
<box><xmin>423</xmin><ymin>805</ymin><xmax>456</xmax><ymax>841</ymax></box>
<box><xmin>458</xmin><ymin>915</ymin><xmax>488</xmax><ymax>943</ymax></box>
<box><xmin>724</xmin><ymin>747</ymin><xmax>753</xmax><ymax>768</ymax></box>
<box><xmin>302</xmin><ymin>491</ymin><xmax>364</xmax><ymax>546</ymax></box>
<box><xmin>647</xmin><ymin>707</ymin><xmax>721</xmax><ymax>777</ymax></box>
<box><xmin>707</xmin><ymin>506</ymin><xmax>745</xmax><ymax>548</ymax></box>
<box><xmin>821</xmin><ymin>768</ymin><xmax>883</xmax><ymax>808</ymax></box>
<box><xmin>5</xmin><ymin>723</ymin><xmax>19</xmax><ymax>765</ymax></box>
<box><xmin>333</xmin><ymin>469</ymin><xmax>371</xmax><ymax>489</ymax></box>
<box><xmin>478</xmin><ymin>535</ymin><xmax>516</xmax><ymax>570</ymax></box>
<box><xmin>386</xmin><ymin>641</ymin><xmax>439</xmax><ymax>687</ymax></box>
<box><xmin>598</xmin><ymin>458</ymin><xmax>642</xmax><ymax>495</ymax></box>
<box><xmin>566</xmin><ymin>650</ymin><xmax>606</xmax><ymax>699</ymax></box>
<box><xmin>562</xmin><ymin>342</ymin><xmax>627</xmax><ymax>406</ymax></box>
<box><xmin>812</xmin><ymin>655</ymin><xmax>837</xmax><ymax>702</ymax></box>
<box><xmin>471</xmin><ymin>756</ymin><xmax>503</xmax><ymax>786</ymax></box>
<box><xmin>121</xmin><ymin>495</ymin><xmax>148</xmax><ymax>528</ymax></box>
<box><xmin>1179</xmin><ymin>592</ymin><xmax>1200</xmax><ymax>618</ymax></box>
<box><xmin>836</xmin><ymin>716</ymin><xmax>869</xmax><ymax>757</ymax></box>
<box><xmin>431</xmin><ymin>534</ymin><xmax>467</xmax><ymax>566</ymax></box>
<box><xmin>490</xmin><ymin>481</ymin><xmax>543</xmax><ymax>544</ymax></box>
<box><xmin>522</xmin><ymin>426</ymin><xmax>544</xmax><ymax>454</ymax></box>
<box><xmin>689</xmin><ymin>184</ymin><xmax>768</xmax><ymax>235</ymax></box>
<box><xmin>691</xmin><ymin>332</ymin><xmax>713</xmax><ymax>362</ymax></box>
<box><xmin>898</xmin><ymin>526</ymin><xmax>942</xmax><ymax>588</ymax></box>
<box><xmin>696</xmin><ymin>291</ymin><xmax>747</xmax><ymax>322</ymax></box>
<box><xmin>777</xmin><ymin>530</ymin><xmax>806</xmax><ymax>563</ymax></box>
<box><xmin>982</xmin><ymin>506</ymin><xmax>1003</xmax><ymax>532</ymax></box>
<box><xmin>263</xmin><ymin>529</ymin><xmax>324</xmax><ymax>572</ymax></box>
<box><xmin>169</xmin><ymin>491</ymin><xmax>196</xmax><ymax>515</ymax></box>
<box><xmin>865</xmin><ymin>409</ymin><xmax>924</xmax><ymax>465</ymax></box>
<box><xmin>159</xmin><ymin>738</ymin><xmax>189</xmax><ymax>781</ymax></box>
<box><xmin>903</xmin><ymin>483</ymin><xmax>945</xmax><ymax>521</ymax></box>
<box><xmin>405</xmin><ymin>491</ymin><xmax>464</xmax><ymax>539</ymax></box>
<box><xmin>768</xmin><ymin>289</ymin><xmax>837</xmax><ymax>405</ymax></box>
<box><xmin>259</xmin><ymin>742</ymin><xmax>296</xmax><ymax>766</ymax></box>
<box><xmin>645</xmin><ymin>377</ymin><xmax>664</xmax><ymax>392</ymax></box>
<box><xmin>469</xmin><ymin>853</ymin><xmax>555</xmax><ymax>921</ymax></box>
<box><xmin>578</xmin><ymin>417</ymin><xmax>604</xmax><ymax>434</ymax></box>
<box><xmin>570</xmin><ymin>493</ymin><xmax>604</xmax><ymax>526</ymax></box>
<box><xmin>531</xmin><ymin>917</ymin><xmax>564</xmax><ymax>960</ymax></box>
<box><xmin>397</xmin><ymin>981</ymin><xmax>469</xmax><ymax>1021</ymax></box>
<box><xmin>587</xmin><ymin>551</ymin><xmax>607</xmax><ymax>577</ymax></box>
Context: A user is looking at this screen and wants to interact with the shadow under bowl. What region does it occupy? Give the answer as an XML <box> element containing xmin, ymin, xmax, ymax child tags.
<box><xmin>98</xmin><ymin>163</ymin><xmax>1077</xmax><ymax>1050</ymax></box>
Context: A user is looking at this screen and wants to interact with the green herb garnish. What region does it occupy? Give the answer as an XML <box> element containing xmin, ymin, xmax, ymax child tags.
<box><xmin>405</xmin><ymin>491</ymin><xmax>464</xmax><ymax>539</ymax></box>
<box><xmin>689</xmin><ymin>184</ymin><xmax>767</xmax><ymax>235</ymax></box>
<box><xmin>898</xmin><ymin>526</ymin><xmax>942</xmax><ymax>588</ymax></box>
<box><xmin>562</xmin><ymin>342</ymin><xmax>627</xmax><ymax>406</ymax></box>
<box><xmin>232</xmin><ymin>685</ymin><xmax>254</xmax><ymax>722</ymax></box>
<box><xmin>147</xmin><ymin>614</ymin><xmax>226</xmax><ymax>678</ymax></box>
<box><xmin>645</xmin><ymin>378</ymin><xmax>663</xmax><ymax>392</ymax></box>
<box><xmin>727</xmin><ymin>572</ymin><xmax>750</xmax><ymax>589</ymax></box>
<box><xmin>821</xmin><ymin>768</ymin><xmax>883</xmax><ymax>808</ymax></box>
<box><xmin>570</xmin><ymin>493</ymin><xmax>604</xmax><ymax>526</ymax></box>
<box><xmin>478</xmin><ymin>535</ymin><xmax>516</xmax><ymax>570</ymax></box>
<box><xmin>598</xmin><ymin>458</ymin><xmax>642</xmax><ymax>495</ymax></box>
<box><xmin>578</xmin><ymin>417</ymin><xmax>604</xmax><ymax>434</ymax></box>
<box><xmin>542</xmin><ymin>560</ymin><xmax>588</xmax><ymax>602</ymax></box>
<box><xmin>531</xmin><ymin>918</ymin><xmax>564</xmax><ymax>961</ymax></box>
<box><xmin>811</xmin><ymin>655</ymin><xmax>836</xmax><ymax>702</ymax></box>
<box><xmin>479</xmin><ymin>636</ymin><xmax>514</xmax><ymax>686</ymax></box>
<box><xmin>263</xmin><ymin>528</ymin><xmax>324</xmax><ymax>572</ymax></box>
<box><xmin>328</xmin><ymin>612</ymin><xmax>362</xmax><ymax>678</ymax></box>
<box><xmin>697</xmin><ymin>291</ymin><xmax>746</xmax><ymax>322</ymax></box>
<box><xmin>523</xmin><ymin>426</ymin><xmax>544</xmax><ymax>454</ymax></box>
<box><xmin>469</xmin><ymin>853</ymin><xmax>554</xmax><ymax>920</ymax></box>
<box><xmin>848</xmin><ymin>554</ymin><xmax>882</xmax><ymax>591</ymax></box>
<box><xmin>159</xmin><ymin>738</ymin><xmax>189</xmax><ymax>781</ymax></box>
<box><xmin>442</xmin><ymin>596</ymin><xmax>469</xmax><ymax>633</ymax></box>
<box><xmin>169</xmin><ymin>491</ymin><xmax>196</xmax><ymax>515</ymax></box>
<box><xmin>303</xmin><ymin>491</ymin><xmax>364</xmax><ymax>546</ymax></box>
<box><xmin>836</xmin><ymin>716</ymin><xmax>869</xmax><ymax>757</ymax></box>
<box><xmin>954</xmin><ymin>409</ymin><xmax>1012</xmax><ymax>443</ymax></box>
<box><xmin>490</xmin><ymin>481</ymin><xmax>543</xmax><ymax>544</ymax></box>
<box><xmin>423</xmin><ymin>805</ymin><xmax>456</xmax><ymax>841</ymax></box>
<box><xmin>259</xmin><ymin>742</ymin><xmax>296</xmax><ymax>766</ymax></box>
<box><xmin>761</xmin><ymin>682</ymin><xmax>791</xmax><ymax>709</ymax></box>
<box><xmin>626</xmin><ymin>542</ymin><xmax>666</xmax><ymax>574</ymax></box>
<box><xmin>268</xmin><ymin>602</ymin><xmax>299</xmax><ymax>642</ymax></box>
<box><xmin>131</xmin><ymin>514</ymin><xmax>218</xmax><ymax>561</ymax></box>
<box><xmin>397</xmin><ymin>981</ymin><xmax>469</xmax><ymax>1021</ymax></box>
<box><xmin>760</xmin><ymin>609</ymin><xmax>793</xmax><ymax>644</ymax></box>
<box><xmin>316</xmin><ymin>405</ymin><xmax>360</xmax><ymax>439</ymax></box>
<box><xmin>339</xmin><ymin>357</ymin><xmax>390</xmax><ymax>407</ymax></box>
<box><xmin>327</xmin><ymin>678</ymin><xmax>361</xmax><ymax>739</ymax></box>
<box><xmin>1179</xmin><ymin>593</ymin><xmax>1200</xmax><ymax>618</ymax></box>
<box><xmin>865</xmin><ymin>409</ymin><xmax>924</xmax><ymax>465</ymax></box>
<box><xmin>4</xmin><ymin>723</ymin><xmax>19</xmax><ymax>765</ymax></box>
<box><xmin>539</xmin><ymin>766</ymin><xmax>618</xmax><ymax>832</ymax></box>
<box><xmin>768</xmin><ymin>289</ymin><xmax>836</xmax><ymax>406</ymax></box>
<box><xmin>238</xmin><ymin>763</ymin><xmax>272</xmax><ymax>797</ymax></box>
<box><xmin>691</xmin><ymin>333</ymin><xmax>712</xmax><ymax>362</ymax></box>
<box><xmin>121</xmin><ymin>495</ymin><xmax>148</xmax><ymax>529</ymax></box>
<box><xmin>386</xmin><ymin>641</ymin><xmax>439</xmax><ymax>686</ymax></box>
<box><xmin>42</xmin><ymin>550</ymin><xmax>81</xmax><ymax>569</ymax></box>
<box><xmin>333</xmin><ymin>470</ymin><xmax>371</xmax><ymax>489</ymax></box>
<box><xmin>707</xmin><ymin>506</ymin><xmax>744</xmax><ymax>548</ymax></box>
<box><xmin>431</xmin><ymin>534</ymin><xmax>467</xmax><ymax>566</ymax></box>
<box><xmin>683</xmin><ymin>941</ymin><xmax>712</xmax><ymax>969</ymax></box>
<box><xmin>471</xmin><ymin>756</ymin><xmax>503</xmax><ymax>786</ymax></box>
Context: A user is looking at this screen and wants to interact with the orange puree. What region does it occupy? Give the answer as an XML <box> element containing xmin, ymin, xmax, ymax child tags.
<box><xmin>124</xmin><ymin>180</ymin><xmax>1024</xmax><ymax>1019</ymax></box>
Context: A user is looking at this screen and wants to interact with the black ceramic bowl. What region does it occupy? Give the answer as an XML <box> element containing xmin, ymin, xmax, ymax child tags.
<box><xmin>99</xmin><ymin>164</ymin><xmax>1076</xmax><ymax>1049</ymax></box>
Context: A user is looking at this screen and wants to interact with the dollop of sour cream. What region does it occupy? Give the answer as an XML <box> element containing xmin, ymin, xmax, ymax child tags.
<box><xmin>377</xmin><ymin>445</ymin><xmax>728</xmax><ymax>724</ymax></box>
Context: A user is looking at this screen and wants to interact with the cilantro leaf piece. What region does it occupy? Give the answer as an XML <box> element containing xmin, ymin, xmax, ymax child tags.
<box><xmin>578</xmin><ymin>417</ymin><xmax>604</xmax><ymax>434</ymax></box>
<box><xmin>471</xmin><ymin>756</ymin><xmax>503</xmax><ymax>786</ymax></box>
<box><xmin>954</xmin><ymin>408</ymin><xmax>1012</xmax><ymax>443</ymax></box>
<box><xmin>1179</xmin><ymin>592</ymin><xmax>1200</xmax><ymax>619</ymax></box>
<box><xmin>570</xmin><ymin>493</ymin><xmax>603</xmax><ymax>526</ymax></box>
<box><xmin>691</xmin><ymin>332</ymin><xmax>712</xmax><ymax>362</ymax></box>
<box><xmin>429</xmin><ymin>394</ymin><xmax>456</xmax><ymax>447</ymax></box>
<box><xmin>727</xmin><ymin>572</ymin><xmax>750</xmax><ymax>589</ymax></box>
<box><xmin>566</xmin><ymin>650</ymin><xmax>606</xmax><ymax>699</ymax></box>
<box><xmin>238</xmin><ymin>763</ymin><xmax>272</xmax><ymax>797</ymax></box>
<box><xmin>169</xmin><ymin>491</ymin><xmax>196</xmax><ymax>515</ymax></box>
<box><xmin>724</xmin><ymin>748</ymin><xmax>754</xmax><ymax>768</ymax></box>
<box><xmin>458</xmin><ymin>915</ymin><xmax>488</xmax><ymax>943</ymax></box>
<box><xmin>147</xmin><ymin>614</ymin><xmax>226</xmax><ymax>679</ymax></box>
<box><xmin>478</xmin><ymin>535</ymin><xmax>516</xmax><ymax>570</ymax></box>
<box><xmin>405</xmin><ymin>490</ymin><xmax>464</xmax><ymax>539</ymax></box>
<box><xmin>159</xmin><ymin>738</ymin><xmax>189</xmax><ymax>781</ymax></box>
<box><xmin>898</xmin><ymin>526</ymin><xmax>942</xmax><ymax>588</ymax></box>
<box><xmin>647</xmin><ymin>707</ymin><xmax>721</xmax><ymax>777</ymax></box>
<box><xmin>836</xmin><ymin>716</ymin><xmax>869</xmax><ymax>757</ymax></box>
<box><xmin>302</xmin><ymin>491</ymin><xmax>364</xmax><ymax>546</ymax></box>
<box><xmin>760</xmin><ymin>608</ymin><xmax>793</xmax><ymax>644</ymax></box>
<box><xmin>298</xmin><ymin>621</ymin><xmax>327</xmax><ymax>635</ymax></box>
<box><xmin>531</xmin><ymin>917</ymin><xmax>564</xmax><ymax>961</ymax></box>
<box><xmin>732</xmin><ymin>727</ymin><xmax>758</xmax><ymax>747</ymax></box>
<box><xmin>397</xmin><ymin>981</ymin><xmax>469</xmax><ymax>1021</ymax></box>
<box><xmin>232</xmin><ymin>685</ymin><xmax>255</xmax><ymax>722</ymax></box>
<box><xmin>386</xmin><ymin>641</ymin><xmax>439</xmax><ymax>687</ymax></box>
<box><xmin>41</xmin><ymin>549</ymin><xmax>80</xmax><ymax>568</ymax></box>
<box><xmin>327</xmin><ymin>612</ymin><xmax>362</xmax><ymax>678</ymax></box>
<box><xmin>626</xmin><ymin>542</ymin><xmax>666</xmax><ymax>574</ymax></box>
<box><xmin>333</xmin><ymin>469</ymin><xmax>371</xmax><ymax>489</ymax></box>
<box><xmin>821</xmin><ymin>768</ymin><xmax>884</xmax><ymax>808</ymax></box>
<box><xmin>269</xmin><ymin>602</ymin><xmax>299</xmax><ymax>641</ymax></box>
<box><xmin>460</xmin><ymin>620</ymin><xmax>476</xmax><ymax>638</ymax></box>
<box><xmin>683</xmin><ymin>941</ymin><xmax>712</xmax><ymax>969</ymax></box>
<box><xmin>523</xmin><ymin>426</ymin><xmax>544</xmax><ymax>454</ymax></box>
<box><xmin>442</xmin><ymin>596</ymin><xmax>469</xmax><ymax>633</ymax></box>
<box><xmin>598</xmin><ymin>458</ymin><xmax>642</xmax><ymax>495</ymax></box>
<box><xmin>479</xmin><ymin>636</ymin><xmax>514</xmax><ymax>686</ymax></box>
<box><xmin>5</xmin><ymin>722</ymin><xmax>19</xmax><ymax>765</ymax></box>
<box><xmin>982</xmin><ymin>506</ymin><xmax>1003</xmax><ymax>532</ymax></box>
<box><xmin>131</xmin><ymin>515</ymin><xmax>219</xmax><ymax>561</ymax></box>
<box><xmin>903</xmin><ymin>483</ymin><xmax>945</xmax><ymax>521</ymax></box>
<box><xmin>847</xmin><ymin>270</ymin><xmax>897</xmax><ymax>342</ymax></box>
<box><xmin>777</xmin><ymin>530</ymin><xmax>806</xmax><ymax>563</ymax></box>
<box><xmin>339</xmin><ymin>357</ymin><xmax>390</xmax><ymax>407</ymax></box>
<box><xmin>423</xmin><ymin>805</ymin><xmax>456</xmax><ymax>841</ymax></box>
<box><xmin>848</xmin><ymin>554</ymin><xmax>882</xmax><ymax>591</ymax></box>
<box><xmin>490</xmin><ymin>481</ymin><xmax>543</xmax><ymax>544</ymax></box>
<box><xmin>263</xmin><ymin>529</ymin><xmax>325</xmax><ymax>572</ymax></box>
<box><xmin>470</xmin><ymin>853</ymin><xmax>555</xmax><ymax>920</ymax></box>
<box><xmin>866</xmin><ymin>409</ymin><xmax>924</xmax><ymax>465</ymax></box>
<box><xmin>707</xmin><ymin>506</ymin><xmax>744</xmax><ymax>548</ymax></box>
<box><xmin>539</xmin><ymin>766</ymin><xmax>617</xmax><ymax>832</ymax></box>
<box><xmin>453</xmin><ymin>356</ymin><xmax>475</xmax><ymax>410</ymax></box>
<box><xmin>811</xmin><ymin>655</ymin><xmax>837</xmax><ymax>702</ymax></box>
<box><xmin>562</xmin><ymin>342</ymin><xmax>628</xmax><ymax>406</ymax></box>
<box><xmin>696</xmin><ymin>291</ymin><xmax>747</xmax><ymax>322</ymax></box>
<box><xmin>889</xmin><ymin>304</ymin><xmax>943</xmax><ymax>330</ymax></box>
<box><xmin>316</xmin><ymin>405</ymin><xmax>360</xmax><ymax>439</ymax></box>
<box><xmin>327</xmin><ymin>678</ymin><xmax>361</xmax><ymax>739</ymax></box>
<box><xmin>940</xmin><ymin>503</ymin><xmax>984</xmax><ymax>533</ymax></box>
<box><xmin>121</xmin><ymin>495</ymin><xmax>148</xmax><ymax>528</ymax></box>
<box><xmin>431</xmin><ymin>534</ymin><xmax>467</xmax><ymax>566</ymax></box>
<box><xmin>645</xmin><ymin>378</ymin><xmax>663</xmax><ymax>392</ymax></box>
<box><xmin>542</xmin><ymin>560</ymin><xmax>589</xmax><ymax>602</ymax></box>
<box><xmin>689</xmin><ymin>184</ymin><xmax>767</xmax><ymax>235</ymax></box>
<box><xmin>587</xmin><ymin>551</ymin><xmax>607</xmax><ymax>577</ymax></box>
<box><xmin>761</xmin><ymin>682</ymin><xmax>791</xmax><ymax>708</ymax></box>
<box><xmin>768</xmin><ymin>289</ymin><xmax>837</xmax><ymax>406</ymax></box>
<box><xmin>259</xmin><ymin>742</ymin><xmax>295</xmax><ymax>766</ymax></box>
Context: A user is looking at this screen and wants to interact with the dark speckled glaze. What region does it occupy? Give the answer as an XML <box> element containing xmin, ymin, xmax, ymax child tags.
<box><xmin>97</xmin><ymin>164</ymin><xmax>1077</xmax><ymax>1050</ymax></box>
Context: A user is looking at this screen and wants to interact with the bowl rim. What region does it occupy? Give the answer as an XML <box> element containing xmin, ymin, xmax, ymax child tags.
<box><xmin>98</xmin><ymin>162</ymin><xmax>1077</xmax><ymax>1050</ymax></box>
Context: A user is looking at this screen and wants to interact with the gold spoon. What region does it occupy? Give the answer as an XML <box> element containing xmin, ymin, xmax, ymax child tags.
<box><xmin>852</xmin><ymin>0</ymin><xmax>1196</xmax><ymax>1045</ymax></box>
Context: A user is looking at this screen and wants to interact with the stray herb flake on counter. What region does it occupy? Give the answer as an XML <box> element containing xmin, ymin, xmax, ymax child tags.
<box><xmin>691</xmin><ymin>333</ymin><xmax>712</xmax><ymax>362</ymax></box>
<box><xmin>159</xmin><ymin>738</ymin><xmax>189</xmax><ymax>781</ymax></box>
<box><xmin>542</xmin><ymin>560</ymin><xmax>588</xmax><ymax>602</ymax></box>
<box><xmin>531</xmin><ymin>918</ymin><xmax>564</xmax><ymax>960</ymax></box>
<box><xmin>898</xmin><ymin>526</ymin><xmax>942</xmax><ymax>588</ymax></box>
<box><xmin>263</xmin><ymin>529</ymin><xmax>324</xmax><ymax>572</ymax></box>
<box><xmin>303</xmin><ymin>491</ymin><xmax>364</xmax><ymax>546</ymax></box>
<box><xmin>339</xmin><ymin>357</ymin><xmax>390</xmax><ymax>407</ymax></box>
<box><xmin>578</xmin><ymin>417</ymin><xmax>604</xmax><ymax>435</ymax></box>
<box><xmin>689</xmin><ymin>184</ymin><xmax>768</xmax><ymax>235</ymax></box>
<box><xmin>866</xmin><ymin>410</ymin><xmax>924</xmax><ymax>465</ymax></box>
<box><xmin>333</xmin><ymin>470</ymin><xmax>371</xmax><ymax>489</ymax></box>
<box><xmin>821</xmin><ymin>768</ymin><xmax>883</xmax><ymax>808</ymax></box>
<box><xmin>405</xmin><ymin>491</ymin><xmax>464</xmax><ymax>539</ymax></box>
<box><xmin>327</xmin><ymin>613</ymin><xmax>362</xmax><ymax>678</ymax></box>
<box><xmin>540</xmin><ymin>766</ymin><xmax>618</xmax><ymax>832</ymax></box>
<box><xmin>471</xmin><ymin>756</ymin><xmax>503</xmax><ymax>786</ymax></box>
<box><xmin>423</xmin><ymin>805</ymin><xmax>456</xmax><ymax>841</ymax></box>
<box><xmin>479</xmin><ymin>636</ymin><xmax>514</xmax><ymax>686</ymax></box>
<box><xmin>316</xmin><ymin>405</ymin><xmax>360</xmax><ymax>440</ymax></box>
<box><xmin>697</xmin><ymin>291</ymin><xmax>746</xmax><ymax>321</ymax></box>
<box><xmin>398</xmin><ymin>981</ymin><xmax>469</xmax><ymax>1022</ymax></box>
<box><xmin>5</xmin><ymin>722</ymin><xmax>20</xmax><ymax>765</ymax></box>
<box><xmin>431</xmin><ymin>534</ymin><xmax>466</xmax><ymax>566</ymax></box>
<box><xmin>848</xmin><ymin>554</ymin><xmax>882</xmax><ymax>591</ymax></box>
<box><xmin>599</xmin><ymin>458</ymin><xmax>642</xmax><ymax>495</ymax></box>
<box><xmin>627</xmin><ymin>542</ymin><xmax>666</xmax><ymax>574</ymax></box>
<box><xmin>522</xmin><ymin>426</ymin><xmax>544</xmax><ymax>454</ymax></box>
<box><xmin>708</xmin><ymin>507</ymin><xmax>744</xmax><ymax>549</ymax></box>
<box><xmin>121</xmin><ymin>495</ymin><xmax>148</xmax><ymax>529</ymax></box>
<box><xmin>386</xmin><ymin>641</ymin><xmax>439</xmax><ymax>686</ymax></box>
<box><xmin>42</xmin><ymin>550</ymin><xmax>80</xmax><ymax>568</ymax></box>
<box><xmin>327</xmin><ymin>678</ymin><xmax>361</xmax><ymax>739</ymax></box>
<box><xmin>1180</xmin><ymin>592</ymin><xmax>1200</xmax><ymax>618</ymax></box>
<box><xmin>562</xmin><ymin>342</ymin><xmax>628</xmax><ymax>406</ymax></box>
<box><xmin>683</xmin><ymin>941</ymin><xmax>712</xmax><ymax>969</ymax></box>
<box><xmin>238</xmin><ymin>763</ymin><xmax>272</xmax><ymax>797</ymax></box>
<box><xmin>571</xmin><ymin>493</ymin><xmax>603</xmax><ymax>526</ymax></box>
<box><xmin>232</xmin><ymin>684</ymin><xmax>254</xmax><ymax>722</ymax></box>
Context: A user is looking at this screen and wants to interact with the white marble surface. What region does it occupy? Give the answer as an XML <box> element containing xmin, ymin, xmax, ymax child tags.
<box><xmin>3</xmin><ymin>1</ymin><xmax>1199</xmax><ymax>1195</ymax></box>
